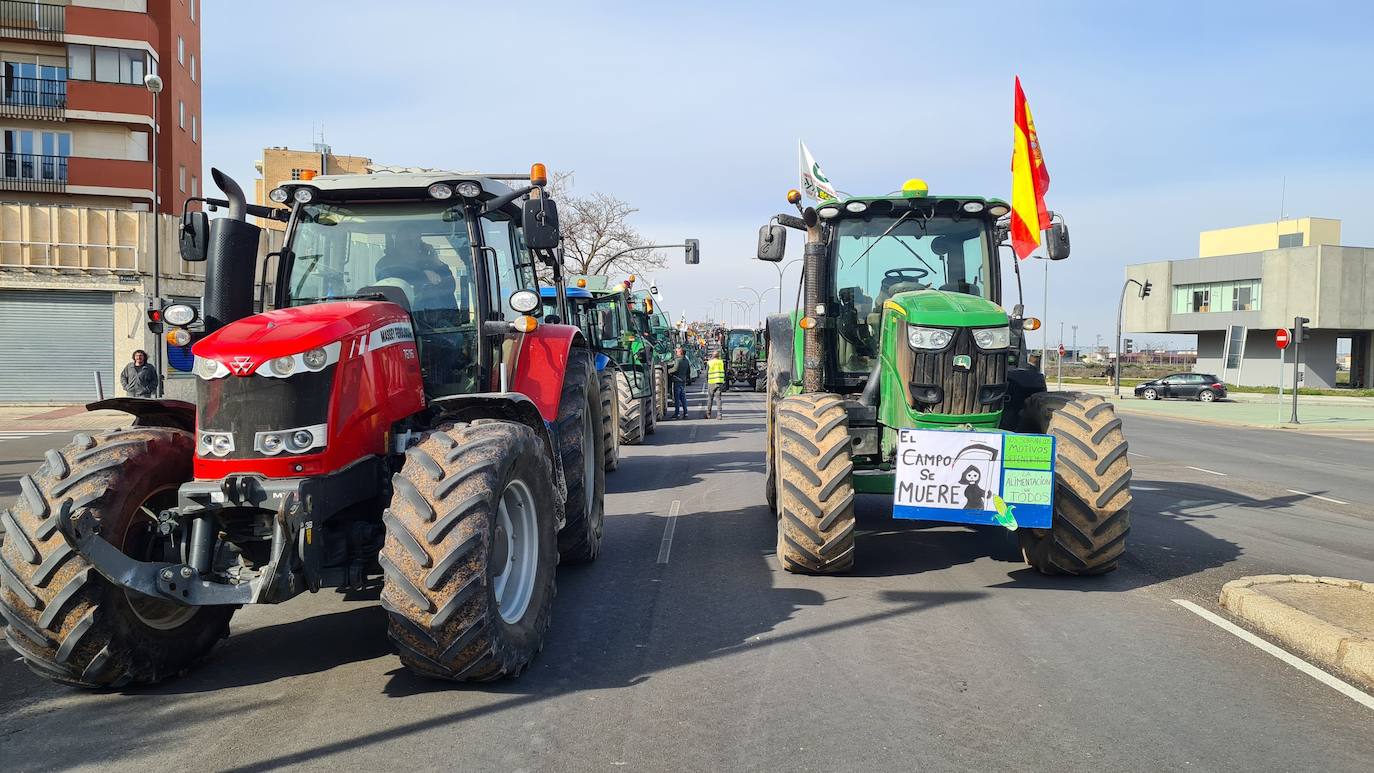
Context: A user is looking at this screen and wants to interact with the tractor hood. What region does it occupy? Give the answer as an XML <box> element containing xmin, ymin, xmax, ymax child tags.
<box><xmin>192</xmin><ymin>301</ymin><xmax>412</xmax><ymax>365</ymax></box>
<box><xmin>887</xmin><ymin>290</ymin><xmax>1008</xmax><ymax>328</ymax></box>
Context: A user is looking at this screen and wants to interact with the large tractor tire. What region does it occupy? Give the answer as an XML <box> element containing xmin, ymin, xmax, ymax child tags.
<box><xmin>616</xmin><ymin>371</ymin><xmax>645</xmax><ymax>446</ymax></box>
<box><xmin>599</xmin><ymin>369</ymin><xmax>620</xmax><ymax>472</ymax></box>
<box><xmin>556</xmin><ymin>349</ymin><xmax>607</xmax><ymax>563</ymax></box>
<box><xmin>381</xmin><ymin>419</ymin><xmax>557</xmax><ymax>681</ymax></box>
<box><xmin>653</xmin><ymin>365</ymin><xmax>668</xmax><ymax>422</ymax></box>
<box><xmin>1016</xmin><ymin>391</ymin><xmax>1132</xmax><ymax>575</ymax></box>
<box><xmin>774</xmin><ymin>394</ymin><xmax>856</xmax><ymax>574</ymax></box>
<box><xmin>0</xmin><ymin>428</ymin><xmax>233</xmax><ymax>688</ymax></box>
<box><xmin>644</xmin><ymin>370</ymin><xmax>660</xmax><ymax>436</ymax></box>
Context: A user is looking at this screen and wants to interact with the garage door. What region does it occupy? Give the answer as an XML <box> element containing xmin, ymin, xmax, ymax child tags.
<box><xmin>0</xmin><ymin>290</ymin><xmax>114</xmax><ymax>403</ymax></box>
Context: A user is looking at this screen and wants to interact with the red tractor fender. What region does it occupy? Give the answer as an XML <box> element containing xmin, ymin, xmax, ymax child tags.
<box><xmin>511</xmin><ymin>323</ymin><xmax>587</xmax><ymax>422</ymax></box>
<box><xmin>86</xmin><ymin>397</ymin><xmax>197</xmax><ymax>433</ymax></box>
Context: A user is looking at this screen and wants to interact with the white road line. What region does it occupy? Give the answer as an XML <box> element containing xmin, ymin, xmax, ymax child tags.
<box><xmin>1186</xmin><ymin>465</ymin><xmax>1227</xmax><ymax>476</ymax></box>
<box><xmin>1129</xmin><ymin>452</ymin><xmax>1154</xmax><ymax>459</ymax></box>
<box><xmin>1172</xmin><ymin>599</ymin><xmax>1374</xmax><ymax>711</ymax></box>
<box><xmin>1286</xmin><ymin>489</ymin><xmax>1350</xmax><ymax>505</ymax></box>
<box><xmin>656</xmin><ymin>499</ymin><xmax>681</xmax><ymax>564</ymax></box>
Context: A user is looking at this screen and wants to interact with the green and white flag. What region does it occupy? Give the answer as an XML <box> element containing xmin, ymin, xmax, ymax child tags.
<box><xmin>799</xmin><ymin>140</ymin><xmax>838</xmax><ymax>203</ymax></box>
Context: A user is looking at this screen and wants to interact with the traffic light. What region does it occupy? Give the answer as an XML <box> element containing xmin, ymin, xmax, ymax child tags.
<box><xmin>1294</xmin><ymin>316</ymin><xmax>1311</xmax><ymax>343</ymax></box>
<box><xmin>1140</xmin><ymin>280</ymin><xmax>1152</xmax><ymax>299</ymax></box>
<box><xmin>1123</xmin><ymin>338</ymin><xmax>1134</xmax><ymax>354</ymax></box>
<box><xmin>684</xmin><ymin>238</ymin><xmax>700</xmax><ymax>265</ymax></box>
<box><xmin>145</xmin><ymin>298</ymin><xmax>165</xmax><ymax>334</ymax></box>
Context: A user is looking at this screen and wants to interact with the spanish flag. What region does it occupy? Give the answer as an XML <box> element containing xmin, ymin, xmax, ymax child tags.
<box><xmin>1010</xmin><ymin>76</ymin><xmax>1051</xmax><ymax>260</ymax></box>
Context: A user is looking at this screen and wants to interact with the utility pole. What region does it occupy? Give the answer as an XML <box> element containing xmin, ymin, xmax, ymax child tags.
<box><xmin>1115</xmin><ymin>278</ymin><xmax>1146</xmax><ymax>398</ymax></box>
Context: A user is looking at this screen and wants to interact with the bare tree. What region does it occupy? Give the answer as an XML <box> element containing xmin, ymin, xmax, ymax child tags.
<box><xmin>547</xmin><ymin>172</ymin><xmax>665</xmax><ymax>279</ymax></box>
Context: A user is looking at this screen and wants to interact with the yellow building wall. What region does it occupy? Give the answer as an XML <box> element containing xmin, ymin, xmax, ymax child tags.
<box><xmin>253</xmin><ymin>147</ymin><xmax>373</xmax><ymax>229</ymax></box>
<box><xmin>1199</xmin><ymin>218</ymin><xmax>1342</xmax><ymax>257</ymax></box>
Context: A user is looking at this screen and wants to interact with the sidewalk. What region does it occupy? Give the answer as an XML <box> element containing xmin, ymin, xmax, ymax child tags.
<box><xmin>1220</xmin><ymin>575</ymin><xmax>1374</xmax><ymax>691</ymax></box>
<box><xmin>0</xmin><ymin>405</ymin><xmax>127</xmax><ymax>432</ymax></box>
<box><xmin>1065</xmin><ymin>384</ymin><xmax>1374</xmax><ymax>438</ymax></box>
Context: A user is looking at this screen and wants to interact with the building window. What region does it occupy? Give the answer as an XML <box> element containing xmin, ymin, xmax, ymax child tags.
<box><xmin>190</xmin><ymin>54</ymin><xmax>196</xmax><ymax>82</ymax></box>
<box><xmin>0</xmin><ymin>59</ymin><xmax>68</xmax><ymax>107</ymax></box>
<box><xmin>191</xmin><ymin>0</ymin><xmax>197</xmax><ymax>22</ymax></box>
<box><xmin>191</xmin><ymin>175</ymin><xmax>198</xmax><ymax>197</ymax></box>
<box><xmin>1172</xmin><ymin>280</ymin><xmax>1262</xmax><ymax>313</ymax></box>
<box><xmin>179</xmin><ymin>165</ymin><xmax>186</xmax><ymax>192</ymax></box>
<box><xmin>191</xmin><ymin>114</ymin><xmax>197</xmax><ymax>142</ymax></box>
<box><xmin>179</xmin><ymin>100</ymin><xmax>185</xmax><ymax>128</ymax></box>
<box><xmin>1</xmin><ymin>130</ymin><xmax>71</xmax><ymax>180</ymax></box>
<box><xmin>68</xmin><ymin>45</ymin><xmax>154</xmax><ymax>86</ymax></box>
<box><xmin>178</xmin><ymin>36</ymin><xmax>184</xmax><ymax>65</ymax></box>
<box><xmin>290</xmin><ymin>168</ymin><xmax>317</xmax><ymax>180</ymax></box>
<box><xmin>1278</xmin><ymin>232</ymin><xmax>1303</xmax><ymax>248</ymax></box>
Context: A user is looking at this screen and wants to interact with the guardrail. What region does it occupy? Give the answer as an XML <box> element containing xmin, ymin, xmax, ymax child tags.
<box><xmin>0</xmin><ymin>0</ymin><xmax>64</xmax><ymax>42</ymax></box>
<box><xmin>0</xmin><ymin>76</ymin><xmax>66</xmax><ymax>121</ymax></box>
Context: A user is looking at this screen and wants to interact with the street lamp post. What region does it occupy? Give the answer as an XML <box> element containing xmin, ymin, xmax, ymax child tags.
<box><xmin>1115</xmin><ymin>278</ymin><xmax>1146</xmax><ymax>398</ymax></box>
<box><xmin>144</xmin><ymin>72</ymin><xmax>164</xmax><ymax>396</ymax></box>
<box><xmin>773</xmin><ymin>258</ymin><xmax>801</xmax><ymax>313</ymax></box>
<box><xmin>738</xmin><ymin>286</ymin><xmax>765</xmax><ymax>326</ymax></box>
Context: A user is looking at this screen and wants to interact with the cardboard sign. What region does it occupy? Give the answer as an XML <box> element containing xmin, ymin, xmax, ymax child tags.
<box><xmin>893</xmin><ymin>429</ymin><xmax>1055</xmax><ymax>529</ymax></box>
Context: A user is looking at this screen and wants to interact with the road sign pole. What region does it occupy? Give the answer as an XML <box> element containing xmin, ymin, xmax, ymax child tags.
<box><xmin>1290</xmin><ymin>339</ymin><xmax>1301</xmax><ymax>424</ymax></box>
<box><xmin>1277</xmin><ymin>344</ymin><xmax>1285</xmax><ymax>425</ymax></box>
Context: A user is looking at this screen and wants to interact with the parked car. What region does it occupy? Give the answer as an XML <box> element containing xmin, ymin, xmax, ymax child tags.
<box><xmin>1134</xmin><ymin>373</ymin><xmax>1228</xmax><ymax>402</ymax></box>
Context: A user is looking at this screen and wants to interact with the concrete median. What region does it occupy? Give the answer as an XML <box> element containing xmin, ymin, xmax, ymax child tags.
<box><xmin>1220</xmin><ymin>575</ymin><xmax>1374</xmax><ymax>690</ymax></box>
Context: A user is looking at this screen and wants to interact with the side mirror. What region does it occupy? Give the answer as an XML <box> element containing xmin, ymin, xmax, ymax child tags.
<box><xmin>179</xmin><ymin>210</ymin><xmax>209</xmax><ymax>262</ymax></box>
<box><xmin>1046</xmin><ymin>221</ymin><xmax>1070</xmax><ymax>261</ymax></box>
<box><xmin>522</xmin><ymin>197</ymin><xmax>561</xmax><ymax>250</ymax></box>
<box><xmin>685</xmin><ymin>238</ymin><xmax>700</xmax><ymax>265</ymax></box>
<box><xmin>757</xmin><ymin>223</ymin><xmax>786</xmax><ymax>262</ymax></box>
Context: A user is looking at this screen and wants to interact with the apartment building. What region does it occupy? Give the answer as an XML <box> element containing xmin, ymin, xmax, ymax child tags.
<box><xmin>1</xmin><ymin>0</ymin><xmax>200</xmax><ymax>213</ymax></box>
<box><xmin>253</xmin><ymin>144</ymin><xmax>372</xmax><ymax>229</ymax></box>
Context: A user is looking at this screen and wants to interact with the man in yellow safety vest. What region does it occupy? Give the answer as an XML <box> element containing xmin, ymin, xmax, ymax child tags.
<box><xmin>704</xmin><ymin>349</ymin><xmax>727</xmax><ymax>419</ymax></box>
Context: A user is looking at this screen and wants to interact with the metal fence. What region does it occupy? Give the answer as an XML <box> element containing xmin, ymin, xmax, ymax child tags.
<box><xmin>0</xmin><ymin>152</ymin><xmax>67</xmax><ymax>193</ymax></box>
<box><xmin>0</xmin><ymin>0</ymin><xmax>64</xmax><ymax>42</ymax></box>
<box><xmin>0</xmin><ymin>75</ymin><xmax>66</xmax><ymax>120</ymax></box>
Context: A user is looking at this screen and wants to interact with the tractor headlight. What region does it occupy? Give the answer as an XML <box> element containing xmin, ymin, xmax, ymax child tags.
<box><xmin>162</xmin><ymin>303</ymin><xmax>198</xmax><ymax>326</ymax></box>
<box><xmin>254</xmin><ymin>424</ymin><xmax>326</xmax><ymax>456</ymax></box>
<box><xmin>268</xmin><ymin>187</ymin><xmax>290</xmax><ymax>204</ymax></box>
<box><xmin>972</xmin><ymin>326</ymin><xmax>1011</xmax><ymax>350</ymax></box>
<box><xmin>199</xmin><ymin>432</ymin><xmax>234</xmax><ymax>457</ymax></box>
<box><xmin>268</xmin><ymin>356</ymin><xmax>296</xmax><ymax>377</ymax></box>
<box><xmin>907</xmin><ymin>325</ymin><xmax>953</xmax><ymax>350</ymax></box>
<box><xmin>193</xmin><ymin>356</ymin><xmax>228</xmax><ymax>380</ymax></box>
<box><xmin>427</xmin><ymin>182</ymin><xmax>453</xmax><ymax>199</ymax></box>
<box><xmin>455</xmin><ymin>181</ymin><xmax>482</xmax><ymax>198</ymax></box>
<box><xmin>292</xmin><ymin>187</ymin><xmax>316</xmax><ymax>204</ymax></box>
<box><xmin>301</xmin><ymin>347</ymin><xmax>329</xmax><ymax>371</ymax></box>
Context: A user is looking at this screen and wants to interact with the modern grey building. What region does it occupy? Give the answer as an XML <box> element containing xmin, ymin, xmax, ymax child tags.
<box><xmin>1123</xmin><ymin>218</ymin><xmax>1373</xmax><ymax>389</ymax></box>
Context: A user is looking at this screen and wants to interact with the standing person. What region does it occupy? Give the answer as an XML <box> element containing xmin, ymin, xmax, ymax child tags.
<box><xmin>703</xmin><ymin>349</ymin><xmax>726</xmax><ymax>419</ymax></box>
<box><xmin>121</xmin><ymin>349</ymin><xmax>159</xmax><ymax>398</ymax></box>
<box><xmin>667</xmin><ymin>347</ymin><xmax>691</xmax><ymax>419</ymax></box>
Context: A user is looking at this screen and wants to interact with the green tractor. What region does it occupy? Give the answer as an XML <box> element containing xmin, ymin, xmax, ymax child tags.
<box><xmin>724</xmin><ymin>328</ymin><xmax>760</xmax><ymax>390</ymax></box>
<box><xmin>575</xmin><ymin>276</ymin><xmax>658</xmax><ymax>445</ymax></box>
<box><xmin>753</xmin><ymin>328</ymin><xmax>768</xmax><ymax>392</ymax></box>
<box><xmin>758</xmin><ymin>182</ymin><xmax>1131</xmax><ymax>575</ymax></box>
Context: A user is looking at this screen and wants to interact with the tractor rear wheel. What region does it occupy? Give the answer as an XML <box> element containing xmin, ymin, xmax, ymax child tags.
<box><xmin>1016</xmin><ymin>391</ymin><xmax>1132</xmax><ymax>575</ymax></box>
<box><xmin>599</xmin><ymin>369</ymin><xmax>620</xmax><ymax>472</ymax></box>
<box><xmin>0</xmin><ymin>428</ymin><xmax>233</xmax><ymax>687</ymax></box>
<box><xmin>616</xmin><ymin>371</ymin><xmax>645</xmax><ymax>445</ymax></box>
<box><xmin>381</xmin><ymin>419</ymin><xmax>557</xmax><ymax>680</ymax></box>
<box><xmin>653</xmin><ymin>365</ymin><xmax>668</xmax><ymax>422</ymax></box>
<box><xmin>774</xmin><ymin>394</ymin><xmax>856</xmax><ymax>574</ymax></box>
<box><xmin>556</xmin><ymin>349</ymin><xmax>606</xmax><ymax>563</ymax></box>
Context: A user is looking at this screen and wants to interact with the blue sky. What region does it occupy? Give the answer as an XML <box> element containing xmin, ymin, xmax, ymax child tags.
<box><xmin>203</xmin><ymin>0</ymin><xmax>1373</xmax><ymax>349</ymax></box>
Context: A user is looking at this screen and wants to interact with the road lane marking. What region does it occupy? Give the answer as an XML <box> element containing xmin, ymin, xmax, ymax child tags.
<box><xmin>1172</xmin><ymin>599</ymin><xmax>1374</xmax><ymax>711</ymax></box>
<box><xmin>1186</xmin><ymin>465</ymin><xmax>1227</xmax><ymax>476</ymax></box>
<box><xmin>656</xmin><ymin>499</ymin><xmax>681</xmax><ymax>564</ymax></box>
<box><xmin>1129</xmin><ymin>452</ymin><xmax>1154</xmax><ymax>459</ymax></box>
<box><xmin>1285</xmin><ymin>489</ymin><xmax>1350</xmax><ymax>505</ymax></box>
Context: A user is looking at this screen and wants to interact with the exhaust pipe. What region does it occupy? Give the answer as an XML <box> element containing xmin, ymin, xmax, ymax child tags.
<box><xmin>202</xmin><ymin>168</ymin><xmax>262</xmax><ymax>332</ymax></box>
<box><xmin>801</xmin><ymin>208</ymin><xmax>824</xmax><ymax>393</ymax></box>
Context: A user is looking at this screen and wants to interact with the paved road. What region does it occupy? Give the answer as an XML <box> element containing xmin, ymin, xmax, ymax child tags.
<box><xmin>2</xmin><ymin>395</ymin><xmax>1373</xmax><ymax>772</ymax></box>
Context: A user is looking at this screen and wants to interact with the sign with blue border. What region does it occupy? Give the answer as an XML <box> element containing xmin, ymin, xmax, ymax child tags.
<box><xmin>892</xmin><ymin>429</ymin><xmax>1055</xmax><ymax>529</ymax></box>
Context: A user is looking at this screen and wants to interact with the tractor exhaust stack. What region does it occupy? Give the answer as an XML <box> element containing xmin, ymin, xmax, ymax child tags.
<box><xmin>202</xmin><ymin>168</ymin><xmax>263</xmax><ymax>332</ymax></box>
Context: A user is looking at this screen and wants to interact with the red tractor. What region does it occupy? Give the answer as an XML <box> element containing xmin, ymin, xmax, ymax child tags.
<box><xmin>0</xmin><ymin>165</ymin><xmax>606</xmax><ymax>686</ymax></box>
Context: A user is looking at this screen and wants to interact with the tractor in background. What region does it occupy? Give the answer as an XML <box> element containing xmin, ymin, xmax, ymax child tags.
<box><xmin>758</xmin><ymin>180</ymin><xmax>1130</xmax><ymax>575</ymax></box>
<box><xmin>0</xmin><ymin>164</ymin><xmax>607</xmax><ymax>687</ymax></box>
<box><xmin>541</xmin><ymin>283</ymin><xmax>622</xmax><ymax>471</ymax></box>
<box><xmin>724</xmin><ymin>327</ymin><xmax>760</xmax><ymax>390</ymax></box>
<box><xmin>574</xmin><ymin>275</ymin><xmax>658</xmax><ymax>445</ymax></box>
<box><xmin>753</xmin><ymin>328</ymin><xmax>768</xmax><ymax>391</ymax></box>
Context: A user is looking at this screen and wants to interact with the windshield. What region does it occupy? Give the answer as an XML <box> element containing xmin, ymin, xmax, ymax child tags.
<box><xmin>286</xmin><ymin>200</ymin><xmax>479</xmax><ymax>395</ymax></box>
<box><xmin>727</xmin><ymin>331</ymin><xmax>754</xmax><ymax>350</ymax></box>
<box><xmin>590</xmin><ymin>296</ymin><xmax>627</xmax><ymax>350</ymax></box>
<box><xmin>832</xmin><ymin>214</ymin><xmax>993</xmax><ymax>374</ymax></box>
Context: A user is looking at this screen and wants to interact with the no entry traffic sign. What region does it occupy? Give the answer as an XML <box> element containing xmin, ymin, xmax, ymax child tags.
<box><xmin>1276</xmin><ymin>328</ymin><xmax>1290</xmax><ymax>349</ymax></box>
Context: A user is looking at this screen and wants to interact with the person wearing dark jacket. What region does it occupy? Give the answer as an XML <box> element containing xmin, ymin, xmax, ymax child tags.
<box><xmin>120</xmin><ymin>349</ymin><xmax>159</xmax><ymax>397</ymax></box>
<box><xmin>666</xmin><ymin>347</ymin><xmax>691</xmax><ymax>419</ymax></box>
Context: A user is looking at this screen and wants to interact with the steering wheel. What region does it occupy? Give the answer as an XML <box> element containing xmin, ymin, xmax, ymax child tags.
<box><xmin>884</xmin><ymin>267</ymin><xmax>930</xmax><ymax>282</ymax></box>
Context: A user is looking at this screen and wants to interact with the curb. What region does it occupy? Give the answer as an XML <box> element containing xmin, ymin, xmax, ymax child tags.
<box><xmin>1219</xmin><ymin>575</ymin><xmax>1374</xmax><ymax>690</ymax></box>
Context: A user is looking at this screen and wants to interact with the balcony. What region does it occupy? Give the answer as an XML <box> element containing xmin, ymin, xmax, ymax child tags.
<box><xmin>0</xmin><ymin>76</ymin><xmax>66</xmax><ymax>121</ymax></box>
<box><xmin>0</xmin><ymin>1</ymin><xmax>64</xmax><ymax>43</ymax></box>
<box><xmin>0</xmin><ymin>153</ymin><xmax>67</xmax><ymax>194</ymax></box>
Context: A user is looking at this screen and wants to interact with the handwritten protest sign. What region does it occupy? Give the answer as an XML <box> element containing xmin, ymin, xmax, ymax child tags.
<box><xmin>892</xmin><ymin>429</ymin><xmax>1054</xmax><ymax>529</ymax></box>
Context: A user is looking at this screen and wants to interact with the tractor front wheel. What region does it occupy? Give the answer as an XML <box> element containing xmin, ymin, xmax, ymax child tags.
<box><xmin>0</xmin><ymin>428</ymin><xmax>233</xmax><ymax>687</ymax></box>
<box><xmin>381</xmin><ymin>420</ymin><xmax>557</xmax><ymax>680</ymax></box>
<box><xmin>616</xmin><ymin>371</ymin><xmax>645</xmax><ymax>446</ymax></box>
<box><xmin>653</xmin><ymin>365</ymin><xmax>668</xmax><ymax>422</ymax></box>
<box><xmin>774</xmin><ymin>394</ymin><xmax>856</xmax><ymax>574</ymax></box>
<box><xmin>1016</xmin><ymin>392</ymin><xmax>1132</xmax><ymax>575</ymax></box>
<box><xmin>556</xmin><ymin>348</ymin><xmax>606</xmax><ymax>563</ymax></box>
<box><xmin>599</xmin><ymin>369</ymin><xmax>620</xmax><ymax>472</ymax></box>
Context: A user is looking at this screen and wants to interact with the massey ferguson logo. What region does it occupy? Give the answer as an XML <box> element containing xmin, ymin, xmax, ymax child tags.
<box><xmin>230</xmin><ymin>356</ymin><xmax>256</xmax><ymax>376</ymax></box>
